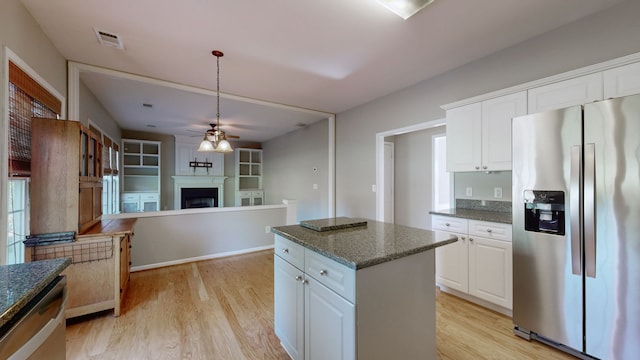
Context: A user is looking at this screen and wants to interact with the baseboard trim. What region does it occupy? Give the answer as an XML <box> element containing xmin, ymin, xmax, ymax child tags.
<box><xmin>130</xmin><ymin>245</ymin><xmax>275</xmax><ymax>272</ymax></box>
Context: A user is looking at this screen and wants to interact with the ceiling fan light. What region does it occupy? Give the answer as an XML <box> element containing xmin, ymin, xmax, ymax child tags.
<box><xmin>214</xmin><ymin>138</ymin><xmax>233</xmax><ymax>153</ymax></box>
<box><xmin>197</xmin><ymin>137</ymin><xmax>215</xmax><ymax>152</ymax></box>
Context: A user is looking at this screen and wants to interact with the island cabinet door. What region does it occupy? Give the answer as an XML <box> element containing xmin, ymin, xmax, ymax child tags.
<box><xmin>305</xmin><ymin>276</ymin><xmax>355</xmax><ymax>360</ymax></box>
<box><xmin>274</xmin><ymin>256</ymin><xmax>304</xmax><ymax>360</ymax></box>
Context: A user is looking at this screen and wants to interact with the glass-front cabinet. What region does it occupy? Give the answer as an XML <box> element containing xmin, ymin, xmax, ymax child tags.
<box><xmin>235</xmin><ymin>148</ymin><xmax>264</xmax><ymax>206</ymax></box>
<box><xmin>121</xmin><ymin>139</ymin><xmax>160</xmax><ymax>212</ymax></box>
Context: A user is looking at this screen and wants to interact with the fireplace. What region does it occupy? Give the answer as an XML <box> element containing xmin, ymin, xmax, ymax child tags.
<box><xmin>181</xmin><ymin>188</ymin><xmax>218</xmax><ymax>209</ymax></box>
<box><xmin>172</xmin><ymin>175</ymin><xmax>227</xmax><ymax>209</ymax></box>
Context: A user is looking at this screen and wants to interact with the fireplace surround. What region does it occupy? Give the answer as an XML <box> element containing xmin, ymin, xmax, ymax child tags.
<box><xmin>172</xmin><ymin>176</ymin><xmax>227</xmax><ymax>209</ymax></box>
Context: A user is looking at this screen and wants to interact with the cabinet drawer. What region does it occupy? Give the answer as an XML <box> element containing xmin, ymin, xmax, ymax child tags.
<box><xmin>252</xmin><ymin>191</ymin><xmax>264</xmax><ymax>197</ymax></box>
<box><xmin>274</xmin><ymin>235</ymin><xmax>304</xmax><ymax>270</ymax></box>
<box><xmin>239</xmin><ymin>191</ymin><xmax>252</xmax><ymax>197</ymax></box>
<box><xmin>468</xmin><ymin>220</ymin><xmax>512</xmax><ymax>242</ymax></box>
<box><xmin>431</xmin><ymin>215</ymin><xmax>468</xmax><ymax>233</ymax></box>
<box><xmin>305</xmin><ymin>250</ymin><xmax>355</xmax><ymax>303</ymax></box>
<box><xmin>140</xmin><ymin>193</ymin><xmax>159</xmax><ymax>201</ymax></box>
<box><xmin>121</xmin><ymin>193</ymin><xmax>139</xmax><ymax>202</ymax></box>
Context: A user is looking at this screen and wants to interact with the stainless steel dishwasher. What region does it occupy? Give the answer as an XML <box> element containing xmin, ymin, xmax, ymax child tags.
<box><xmin>0</xmin><ymin>275</ymin><xmax>67</xmax><ymax>360</ymax></box>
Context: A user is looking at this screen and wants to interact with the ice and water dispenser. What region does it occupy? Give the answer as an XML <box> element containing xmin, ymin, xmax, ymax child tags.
<box><xmin>523</xmin><ymin>190</ymin><xmax>565</xmax><ymax>235</ymax></box>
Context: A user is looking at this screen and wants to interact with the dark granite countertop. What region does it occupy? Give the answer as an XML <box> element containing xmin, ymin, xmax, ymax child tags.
<box><xmin>429</xmin><ymin>208</ymin><xmax>512</xmax><ymax>224</ymax></box>
<box><xmin>0</xmin><ymin>258</ymin><xmax>71</xmax><ymax>331</ymax></box>
<box><xmin>272</xmin><ymin>218</ymin><xmax>457</xmax><ymax>270</ymax></box>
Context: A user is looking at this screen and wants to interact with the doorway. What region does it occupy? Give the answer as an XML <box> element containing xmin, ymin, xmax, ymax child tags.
<box><xmin>375</xmin><ymin>119</ymin><xmax>446</xmax><ymax>223</ymax></box>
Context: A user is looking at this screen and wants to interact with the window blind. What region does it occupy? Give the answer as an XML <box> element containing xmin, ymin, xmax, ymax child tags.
<box><xmin>8</xmin><ymin>61</ymin><xmax>61</xmax><ymax>176</ymax></box>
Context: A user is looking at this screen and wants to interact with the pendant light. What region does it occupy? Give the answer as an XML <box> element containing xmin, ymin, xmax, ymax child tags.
<box><xmin>198</xmin><ymin>50</ymin><xmax>234</xmax><ymax>153</ymax></box>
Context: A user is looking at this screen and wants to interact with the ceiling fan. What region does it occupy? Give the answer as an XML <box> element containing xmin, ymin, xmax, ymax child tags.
<box><xmin>204</xmin><ymin>123</ymin><xmax>239</xmax><ymax>140</ymax></box>
<box><xmin>188</xmin><ymin>123</ymin><xmax>239</xmax><ymax>139</ymax></box>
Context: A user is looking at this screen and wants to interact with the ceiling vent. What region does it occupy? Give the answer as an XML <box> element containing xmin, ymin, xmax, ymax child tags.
<box><xmin>94</xmin><ymin>28</ymin><xmax>124</xmax><ymax>49</ymax></box>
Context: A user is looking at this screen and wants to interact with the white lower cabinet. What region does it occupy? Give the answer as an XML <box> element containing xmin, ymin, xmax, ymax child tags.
<box><xmin>274</xmin><ymin>236</ymin><xmax>355</xmax><ymax>360</ymax></box>
<box><xmin>274</xmin><ymin>256</ymin><xmax>305</xmax><ymax>360</ymax></box>
<box><xmin>433</xmin><ymin>216</ymin><xmax>513</xmax><ymax>310</ymax></box>
<box><xmin>305</xmin><ymin>276</ymin><xmax>355</xmax><ymax>360</ymax></box>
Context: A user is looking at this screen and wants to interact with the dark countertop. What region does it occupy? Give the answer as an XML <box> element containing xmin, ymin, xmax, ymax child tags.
<box><xmin>0</xmin><ymin>258</ymin><xmax>71</xmax><ymax>331</ymax></box>
<box><xmin>272</xmin><ymin>218</ymin><xmax>457</xmax><ymax>270</ymax></box>
<box><xmin>430</xmin><ymin>208</ymin><xmax>512</xmax><ymax>224</ymax></box>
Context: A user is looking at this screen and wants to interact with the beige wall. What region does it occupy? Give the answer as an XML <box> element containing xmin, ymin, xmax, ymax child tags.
<box><xmin>1</xmin><ymin>0</ymin><xmax>68</xmax><ymax>263</ymax></box>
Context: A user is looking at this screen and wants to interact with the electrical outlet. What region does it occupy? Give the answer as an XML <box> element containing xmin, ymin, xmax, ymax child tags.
<box><xmin>372</xmin><ymin>184</ymin><xmax>377</xmax><ymax>192</ymax></box>
<box><xmin>494</xmin><ymin>187</ymin><xmax>503</xmax><ymax>198</ymax></box>
<box><xmin>313</xmin><ymin>183</ymin><xmax>318</xmax><ymax>190</ymax></box>
<box><xmin>265</xmin><ymin>226</ymin><xmax>271</xmax><ymax>234</ymax></box>
<box><xmin>466</xmin><ymin>187</ymin><xmax>473</xmax><ymax>197</ymax></box>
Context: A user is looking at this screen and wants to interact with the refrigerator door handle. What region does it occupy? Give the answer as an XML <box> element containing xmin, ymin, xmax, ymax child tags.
<box><xmin>570</xmin><ymin>145</ymin><xmax>582</xmax><ymax>276</ymax></box>
<box><xmin>584</xmin><ymin>143</ymin><xmax>596</xmax><ymax>278</ymax></box>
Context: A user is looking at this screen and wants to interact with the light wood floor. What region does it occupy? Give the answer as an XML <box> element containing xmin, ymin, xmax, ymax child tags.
<box><xmin>66</xmin><ymin>250</ymin><xmax>574</xmax><ymax>359</ymax></box>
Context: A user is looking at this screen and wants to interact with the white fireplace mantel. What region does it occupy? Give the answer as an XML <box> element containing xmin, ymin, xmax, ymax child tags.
<box><xmin>172</xmin><ymin>175</ymin><xmax>228</xmax><ymax>209</ymax></box>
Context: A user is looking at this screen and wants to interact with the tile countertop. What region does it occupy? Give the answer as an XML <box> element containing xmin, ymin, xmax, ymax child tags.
<box><xmin>429</xmin><ymin>208</ymin><xmax>512</xmax><ymax>224</ymax></box>
<box><xmin>0</xmin><ymin>258</ymin><xmax>71</xmax><ymax>332</ymax></box>
<box><xmin>272</xmin><ymin>218</ymin><xmax>458</xmax><ymax>270</ymax></box>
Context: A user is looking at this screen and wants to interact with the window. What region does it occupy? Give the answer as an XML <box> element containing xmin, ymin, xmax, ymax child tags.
<box><xmin>432</xmin><ymin>134</ymin><xmax>451</xmax><ymax>210</ymax></box>
<box><xmin>90</xmin><ymin>123</ymin><xmax>120</xmax><ymax>214</ymax></box>
<box><xmin>4</xmin><ymin>57</ymin><xmax>62</xmax><ymax>264</ymax></box>
<box><xmin>6</xmin><ymin>179</ymin><xmax>29</xmax><ymax>264</ymax></box>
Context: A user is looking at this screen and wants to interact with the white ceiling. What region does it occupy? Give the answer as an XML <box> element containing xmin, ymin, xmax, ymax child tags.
<box><xmin>21</xmin><ymin>0</ymin><xmax>624</xmax><ymax>142</ymax></box>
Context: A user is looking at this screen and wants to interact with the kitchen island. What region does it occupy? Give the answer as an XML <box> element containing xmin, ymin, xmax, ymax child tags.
<box><xmin>271</xmin><ymin>218</ymin><xmax>457</xmax><ymax>360</ymax></box>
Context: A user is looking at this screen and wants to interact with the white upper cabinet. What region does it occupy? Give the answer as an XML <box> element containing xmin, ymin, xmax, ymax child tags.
<box><xmin>528</xmin><ymin>73</ymin><xmax>603</xmax><ymax>113</ymax></box>
<box><xmin>446</xmin><ymin>91</ymin><xmax>525</xmax><ymax>172</ymax></box>
<box><xmin>446</xmin><ymin>102</ymin><xmax>481</xmax><ymax>172</ymax></box>
<box><xmin>604</xmin><ymin>61</ymin><xmax>640</xmax><ymax>99</ymax></box>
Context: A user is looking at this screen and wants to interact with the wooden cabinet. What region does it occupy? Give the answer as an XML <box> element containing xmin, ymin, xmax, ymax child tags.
<box><xmin>235</xmin><ymin>148</ymin><xmax>264</xmax><ymax>206</ymax></box>
<box><xmin>25</xmin><ymin>221</ymin><xmax>134</xmax><ymax>318</ymax></box>
<box><xmin>119</xmin><ymin>232</ymin><xmax>132</xmax><ymax>304</ymax></box>
<box><xmin>432</xmin><ymin>216</ymin><xmax>513</xmax><ymax>310</ymax></box>
<box><xmin>527</xmin><ymin>73</ymin><xmax>603</xmax><ymax>113</ymax></box>
<box><xmin>446</xmin><ymin>92</ymin><xmax>526</xmax><ymax>172</ymax></box>
<box><xmin>122</xmin><ymin>139</ymin><xmax>160</xmax><ymax>212</ymax></box>
<box><xmin>31</xmin><ymin>118</ymin><xmax>102</xmax><ymax>234</ymax></box>
<box><xmin>604</xmin><ymin>61</ymin><xmax>640</xmax><ymax>98</ymax></box>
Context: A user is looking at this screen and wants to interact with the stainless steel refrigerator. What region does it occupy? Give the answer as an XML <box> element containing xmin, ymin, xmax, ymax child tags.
<box><xmin>512</xmin><ymin>94</ymin><xmax>640</xmax><ymax>360</ymax></box>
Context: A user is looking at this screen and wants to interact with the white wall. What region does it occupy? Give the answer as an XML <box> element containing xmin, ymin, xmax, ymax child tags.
<box><xmin>335</xmin><ymin>0</ymin><xmax>640</xmax><ymax>219</ymax></box>
<box><xmin>112</xmin><ymin>205</ymin><xmax>288</xmax><ymax>269</ymax></box>
<box><xmin>1</xmin><ymin>0</ymin><xmax>67</xmax><ymax>264</ymax></box>
<box><xmin>263</xmin><ymin>118</ymin><xmax>330</xmax><ymax>222</ymax></box>
<box><xmin>393</xmin><ymin>126</ymin><xmax>445</xmax><ymax>230</ymax></box>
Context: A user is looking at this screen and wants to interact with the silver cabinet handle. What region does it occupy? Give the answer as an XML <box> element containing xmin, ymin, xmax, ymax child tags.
<box><xmin>319</xmin><ymin>270</ymin><xmax>328</xmax><ymax>276</ymax></box>
<box><xmin>469</xmin><ymin>237</ymin><xmax>474</xmax><ymax>243</ymax></box>
<box><xmin>302</xmin><ymin>279</ymin><xmax>309</xmax><ymax>285</ymax></box>
<box><xmin>445</xmin><ymin>223</ymin><xmax>450</xmax><ymax>227</ymax></box>
<box><xmin>295</xmin><ymin>275</ymin><xmax>303</xmax><ymax>282</ymax></box>
<box><xmin>475</xmin><ymin>165</ymin><xmax>480</xmax><ymax>170</ymax></box>
<box><xmin>482</xmin><ymin>165</ymin><xmax>487</xmax><ymax>170</ymax></box>
<box><xmin>460</xmin><ymin>236</ymin><xmax>466</xmax><ymax>241</ymax></box>
<box><xmin>486</xmin><ymin>229</ymin><xmax>492</xmax><ymax>233</ymax></box>
<box><xmin>282</xmin><ymin>248</ymin><xmax>289</xmax><ymax>254</ymax></box>
<box><xmin>584</xmin><ymin>143</ymin><xmax>596</xmax><ymax>278</ymax></box>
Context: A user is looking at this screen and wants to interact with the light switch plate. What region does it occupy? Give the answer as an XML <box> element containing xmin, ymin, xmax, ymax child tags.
<box><xmin>494</xmin><ymin>187</ymin><xmax>503</xmax><ymax>198</ymax></box>
<box><xmin>466</xmin><ymin>187</ymin><xmax>473</xmax><ymax>196</ymax></box>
